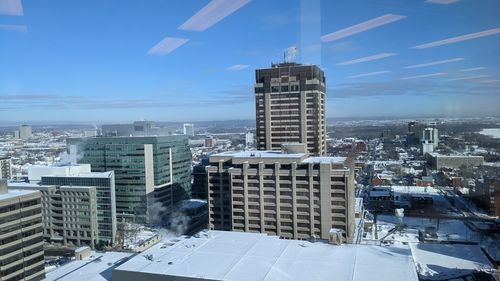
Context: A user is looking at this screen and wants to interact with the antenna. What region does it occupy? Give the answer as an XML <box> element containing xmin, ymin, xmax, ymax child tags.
<box><xmin>284</xmin><ymin>46</ymin><xmax>298</xmax><ymax>63</ymax></box>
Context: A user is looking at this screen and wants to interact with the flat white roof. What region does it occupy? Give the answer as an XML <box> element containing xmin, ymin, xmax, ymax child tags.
<box><xmin>215</xmin><ymin>150</ymin><xmax>306</xmax><ymax>159</ymax></box>
<box><xmin>44</xmin><ymin>251</ymin><xmax>133</xmax><ymax>281</ymax></box>
<box><xmin>8</xmin><ymin>182</ymin><xmax>95</xmax><ymax>190</ymax></box>
<box><xmin>114</xmin><ymin>230</ymin><xmax>418</xmax><ymax>281</ymax></box>
<box><xmin>303</xmin><ymin>156</ymin><xmax>346</xmax><ymax>164</ymax></box>
<box><xmin>0</xmin><ymin>188</ymin><xmax>39</xmax><ymax>201</ymax></box>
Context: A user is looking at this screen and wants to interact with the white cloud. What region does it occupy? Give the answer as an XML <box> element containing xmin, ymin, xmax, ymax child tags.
<box><xmin>460</xmin><ymin>67</ymin><xmax>485</xmax><ymax>72</ymax></box>
<box><xmin>179</xmin><ymin>0</ymin><xmax>251</xmax><ymax>32</ymax></box>
<box><xmin>412</xmin><ymin>28</ymin><xmax>500</xmax><ymax>49</ymax></box>
<box><xmin>447</xmin><ymin>75</ymin><xmax>489</xmax><ymax>81</ymax></box>
<box><xmin>401</xmin><ymin>73</ymin><xmax>447</xmax><ymax>80</ymax></box>
<box><xmin>0</xmin><ymin>0</ymin><xmax>23</xmax><ymax>16</ymax></box>
<box><xmin>404</xmin><ymin>58</ymin><xmax>464</xmax><ymax>69</ymax></box>
<box><xmin>147</xmin><ymin>37</ymin><xmax>189</xmax><ymax>56</ymax></box>
<box><xmin>227</xmin><ymin>64</ymin><xmax>249</xmax><ymax>71</ymax></box>
<box><xmin>0</xmin><ymin>24</ymin><xmax>27</xmax><ymax>32</ymax></box>
<box><xmin>336</xmin><ymin>53</ymin><xmax>395</xmax><ymax>66</ymax></box>
<box><xmin>426</xmin><ymin>0</ymin><xmax>459</xmax><ymax>4</ymax></box>
<box><xmin>321</xmin><ymin>14</ymin><xmax>406</xmax><ymax>42</ymax></box>
<box><xmin>349</xmin><ymin>70</ymin><xmax>391</xmax><ymax>78</ymax></box>
<box><xmin>479</xmin><ymin>79</ymin><xmax>500</xmax><ymax>84</ymax></box>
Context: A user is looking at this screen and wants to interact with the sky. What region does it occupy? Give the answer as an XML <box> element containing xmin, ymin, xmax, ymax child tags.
<box><xmin>1</xmin><ymin>0</ymin><xmax>499</xmax><ymax>124</ymax></box>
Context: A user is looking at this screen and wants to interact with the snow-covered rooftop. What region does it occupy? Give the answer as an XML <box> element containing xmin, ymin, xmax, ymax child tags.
<box><xmin>214</xmin><ymin>150</ymin><xmax>306</xmax><ymax>159</ymax></box>
<box><xmin>114</xmin><ymin>230</ymin><xmax>419</xmax><ymax>281</ymax></box>
<box><xmin>44</xmin><ymin>251</ymin><xmax>133</xmax><ymax>281</ymax></box>
<box><xmin>302</xmin><ymin>156</ymin><xmax>346</xmax><ymax>164</ymax></box>
<box><xmin>0</xmin><ymin>188</ymin><xmax>38</xmax><ymax>201</ymax></box>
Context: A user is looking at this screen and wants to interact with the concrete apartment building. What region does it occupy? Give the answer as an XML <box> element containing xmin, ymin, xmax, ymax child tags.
<box><xmin>67</xmin><ymin>136</ymin><xmax>192</xmax><ymax>224</ymax></box>
<box><xmin>473</xmin><ymin>177</ymin><xmax>500</xmax><ymax>216</ymax></box>
<box><xmin>9</xmin><ymin>182</ymin><xmax>99</xmax><ymax>248</ymax></box>
<box><xmin>18</xmin><ymin>124</ymin><xmax>33</xmax><ymax>139</ymax></box>
<box><xmin>255</xmin><ymin>63</ymin><xmax>326</xmax><ymax>156</ymax></box>
<box><xmin>206</xmin><ymin>143</ymin><xmax>355</xmax><ymax>243</ymax></box>
<box><xmin>426</xmin><ymin>153</ymin><xmax>484</xmax><ymax>169</ymax></box>
<box><xmin>27</xmin><ymin>164</ymin><xmax>117</xmax><ymax>246</ymax></box>
<box><xmin>0</xmin><ymin>180</ymin><xmax>45</xmax><ymax>281</ymax></box>
<box><xmin>0</xmin><ymin>156</ymin><xmax>12</xmax><ymax>179</ymax></box>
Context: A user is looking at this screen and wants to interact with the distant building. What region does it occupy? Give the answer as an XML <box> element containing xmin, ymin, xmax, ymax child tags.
<box><xmin>101</xmin><ymin>121</ymin><xmax>169</xmax><ymax>137</ymax></box>
<box><xmin>472</xmin><ymin>177</ymin><xmax>500</xmax><ymax>216</ymax></box>
<box><xmin>426</xmin><ymin>153</ymin><xmax>484</xmax><ymax>169</ymax></box>
<box><xmin>28</xmin><ymin>164</ymin><xmax>117</xmax><ymax>246</ymax></box>
<box><xmin>206</xmin><ymin>143</ymin><xmax>355</xmax><ymax>243</ymax></box>
<box><xmin>407</xmin><ymin>121</ymin><xmax>424</xmax><ymax>145</ymax></box>
<box><xmin>84</xmin><ymin>130</ymin><xmax>97</xmax><ymax>137</ymax></box>
<box><xmin>245</xmin><ymin>132</ymin><xmax>254</xmax><ymax>147</ymax></box>
<box><xmin>421</xmin><ymin>128</ymin><xmax>438</xmax><ymax>154</ymax></box>
<box><xmin>255</xmin><ymin>63</ymin><xmax>326</xmax><ymax>155</ymax></box>
<box><xmin>67</xmin><ymin>136</ymin><xmax>192</xmax><ymax>224</ymax></box>
<box><xmin>204</xmin><ymin>136</ymin><xmax>216</xmax><ymax>148</ymax></box>
<box><xmin>0</xmin><ymin>156</ymin><xmax>12</xmax><ymax>179</ymax></box>
<box><xmin>19</xmin><ymin>124</ymin><xmax>33</xmax><ymax>139</ymax></box>
<box><xmin>112</xmin><ymin>230</ymin><xmax>419</xmax><ymax>281</ymax></box>
<box><xmin>183</xmin><ymin>123</ymin><xmax>194</xmax><ymax>136</ymax></box>
<box><xmin>0</xmin><ymin>180</ymin><xmax>45</xmax><ymax>281</ymax></box>
<box><xmin>13</xmin><ymin>130</ymin><xmax>20</xmax><ymax>138</ymax></box>
<box><xmin>9</xmin><ymin>182</ymin><xmax>99</xmax><ymax>248</ymax></box>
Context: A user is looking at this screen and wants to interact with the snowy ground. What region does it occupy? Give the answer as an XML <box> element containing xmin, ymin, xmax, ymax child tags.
<box><xmin>478</xmin><ymin>128</ymin><xmax>500</xmax><ymax>139</ymax></box>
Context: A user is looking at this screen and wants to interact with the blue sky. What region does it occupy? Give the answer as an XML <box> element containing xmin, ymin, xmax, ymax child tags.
<box><xmin>1</xmin><ymin>0</ymin><xmax>499</xmax><ymax>124</ymax></box>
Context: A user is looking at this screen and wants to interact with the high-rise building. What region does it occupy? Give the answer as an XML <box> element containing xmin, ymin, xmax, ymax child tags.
<box><xmin>9</xmin><ymin>182</ymin><xmax>99</xmax><ymax>248</ymax></box>
<box><xmin>102</xmin><ymin>121</ymin><xmax>168</xmax><ymax>137</ymax></box>
<box><xmin>407</xmin><ymin>121</ymin><xmax>425</xmax><ymax>145</ymax></box>
<box><xmin>0</xmin><ymin>180</ymin><xmax>45</xmax><ymax>281</ymax></box>
<box><xmin>245</xmin><ymin>132</ymin><xmax>254</xmax><ymax>147</ymax></box>
<box><xmin>183</xmin><ymin>123</ymin><xmax>195</xmax><ymax>136</ymax></box>
<box><xmin>19</xmin><ymin>124</ymin><xmax>33</xmax><ymax>139</ymax></box>
<box><xmin>255</xmin><ymin>63</ymin><xmax>326</xmax><ymax>155</ymax></box>
<box><xmin>67</xmin><ymin>136</ymin><xmax>192</xmax><ymax>224</ymax></box>
<box><xmin>422</xmin><ymin>127</ymin><xmax>439</xmax><ymax>148</ymax></box>
<box><xmin>0</xmin><ymin>156</ymin><xmax>12</xmax><ymax>179</ymax></box>
<box><xmin>206</xmin><ymin>143</ymin><xmax>355</xmax><ymax>243</ymax></box>
<box><xmin>28</xmin><ymin>164</ymin><xmax>117</xmax><ymax>246</ymax></box>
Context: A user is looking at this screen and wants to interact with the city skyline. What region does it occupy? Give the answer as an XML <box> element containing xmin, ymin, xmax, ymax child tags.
<box><xmin>1</xmin><ymin>0</ymin><xmax>500</xmax><ymax>123</ymax></box>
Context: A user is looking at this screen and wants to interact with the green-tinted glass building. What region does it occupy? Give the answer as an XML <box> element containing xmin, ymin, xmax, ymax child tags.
<box><xmin>67</xmin><ymin>135</ymin><xmax>192</xmax><ymax>224</ymax></box>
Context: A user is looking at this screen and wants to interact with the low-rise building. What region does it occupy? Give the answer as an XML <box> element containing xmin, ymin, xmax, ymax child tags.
<box><xmin>206</xmin><ymin>143</ymin><xmax>355</xmax><ymax>243</ymax></box>
<box><xmin>9</xmin><ymin>182</ymin><xmax>99</xmax><ymax>248</ymax></box>
<box><xmin>0</xmin><ymin>156</ymin><xmax>12</xmax><ymax>179</ymax></box>
<box><xmin>426</xmin><ymin>153</ymin><xmax>484</xmax><ymax>169</ymax></box>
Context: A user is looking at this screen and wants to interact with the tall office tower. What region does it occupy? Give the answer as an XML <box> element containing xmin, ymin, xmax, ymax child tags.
<box><xmin>255</xmin><ymin>63</ymin><xmax>326</xmax><ymax>156</ymax></box>
<box><xmin>206</xmin><ymin>143</ymin><xmax>355</xmax><ymax>243</ymax></box>
<box><xmin>422</xmin><ymin>127</ymin><xmax>439</xmax><ymax>148</ymax></box>
<box><xmin>9</xmin><ymin>182</ymin><xmax>99</xmax><ymax>248</ymax></box>
<box><xmin>0</xmin><ymin>156</ymin><xmax>12</xmax><ymax>179</ymax></box>
<box><xmin>183</xmin><ymin>123</ymin><xmax>194</xmax><ymax>136</ymax></box>
<box><xmin>28</xmin><ymin>164</ymin><xmax>117</xmax><ymax>246</ymax></box>
<box><xmin>67</xmin><ymin>136</ymin><xmax>192</xmax><ymax>224</ymax></box>
<box><xmin>407</xmin><ymin>121</ymin><xmax>425</xmax><ymax>145</ymax></box>
<box><xmin>19</xmin><ymin>124</ymin><xmax>33</xmax><ymax>139</ymax></box>
<box><xmin>0</xmin><ymin>180</ymin><xmax>45</xmax><ymax>281</ymax></box>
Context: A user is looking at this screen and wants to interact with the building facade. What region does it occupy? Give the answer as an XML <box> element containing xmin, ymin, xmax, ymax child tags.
<box><xmin>38</xmin><ymin>169</ymin><xmax>117</xmax><ymax>246</ymax></box>
<box><xmin>206</xmin><ymin>144</ymin><xmax>355</xmax><ymax>243</ymax></box>
<box><xmin>0</xmin><ymin>157</ymin><xmax>12</xmax><ymax>179</ymax></box>
<box><xmin>9</xmin><ymin>183</ymin><xmax>99</xmax><ymax>248</ymax></box>
<box><xmin>426</xmin><ymin>153</ymin><xmax>484</xmax><ymax>169</ymax></box>
<box><xmin>183</xmin><ymin>123</ymin><xmax>194</xmax><ymax>136</ymax></box>
<box><xmin>19</xmin><ymin>124</ymin><xmax>33</xmax><ymax>139</ymax></box>
<box><xmin>0</xmin><ymin>180</ymin><xmax>45</xmax><ymax>281</ymax></box>
<box><xmin>67</xmin><ymin>136</ymin><xmax>192</xmax><ymax>224</ymax></box>
<box><xmin>255</xmin><ymin>63</ymin><xmax>326</xmax><ymax>156</ymax></box>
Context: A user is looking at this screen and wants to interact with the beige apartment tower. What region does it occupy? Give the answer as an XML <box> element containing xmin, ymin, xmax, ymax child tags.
<box><xmin>255</xmin><ymin>63</ymin><xmax>326</xmax><ymax>156</ymax></box>
<box><xmin>0</xmin><ymin>180</ymin><xmax>45</xmax><ymax>281</ymax></box>
<box><xmin>206</xmin><ymin>144</ymin><xmax>355</xmax><ymax>243</ymax></box>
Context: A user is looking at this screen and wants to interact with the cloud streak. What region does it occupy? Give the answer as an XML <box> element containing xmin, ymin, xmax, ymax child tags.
<box><xmin>227</xmin><ymin>64</ymin><xmax>249</xmax><ymax>71</ymax></box>
<box><xmin>349</xmin><ymin>70</ymin><xmax>391</xmax><ymax>78</ymax></box>
<box><xmin>179</xmin><ymin>0</ymin><xmax>251</xmax><ymax>32</ymax></box>
<box><xmin>412</xmin><ymin>28</ymin><xmax>500</xmax><ymax>49</ymax></box>
<box><xmin>336</xmin><ymin>53</ymin><xmax>396</xmax><ymax>66</ymax></box>
<box><xmin>148</xmin><ymin>37</ymin><xmax>189</xmax><ymax>56</ymax></box>
<box><xmin>0</xmin><ymin>0</ymin><xmax>23</xmax><ymax>16</ymax></box>
<box><xmin>426</xmin><ymin>0</ymin><xmax>459</xmax><ymax>4</ymax></box>
<box><xmin>460</xmin><ymin>67</ymin><xmax>485</xmax><ymax>72</ymax></box>
<box><xmin>447</xmin><ymin>75</ymin><xmax>489</xmax><ymax>81</ymax></box>
<box><xmin>321</xmin><ymin>14</ymin><xmax>406</xmax><ymax>42</ymax></box>
<box><xmin>0</xmin><ymin>24</ymin><xmax>27</xmax><ymax>32</ymax></box>
<box><xmin>401</xmin><ymin>73</ymin><xmax>447</xmax><ymax>80</ymax></box>
<box><xmin>404</xmin><ymin>58</ymin><xmax>464</xmax><ymax>69</ymax></box>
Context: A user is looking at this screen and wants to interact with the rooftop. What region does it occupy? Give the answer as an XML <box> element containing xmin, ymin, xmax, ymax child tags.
<box><xmin>214</xmin><ymin>150</ymin><xmax>306</xmax><ymax>159</ymax></box>
<box><xmin>303</xmin><ymin>156</ymin><xmax>347</xmax><ymax>164</ymax></box>
<box><xmin>44</xmin><ymin>251</ymin><xmax>133</xmax><ymax>281</ymax></box>
<box><xmin>114</xmin><ymin>230</ymin><xmax>419</xmax><ymax>281</ymax></box>
<box><xmin>0</xmin><ymin>188</ymin><xmax>39</xmax><ymax>201</ymax></box>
